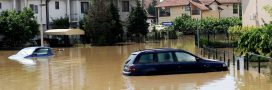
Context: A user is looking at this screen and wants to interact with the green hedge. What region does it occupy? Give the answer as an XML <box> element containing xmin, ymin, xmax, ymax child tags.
<box><xmin>172</xmin><ymin>14</ymin><xmax>241</xmax><ymax>34</ymax></box>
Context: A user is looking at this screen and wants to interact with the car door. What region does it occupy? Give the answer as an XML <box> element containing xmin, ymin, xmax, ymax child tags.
<box><xmin>155</xmin><ymin>52</ymin><xmax>177</xmax><ymax>73</ymax></box>
<box><xmin>135</xmin><ymin>53</ymin><xmax>157</xmax><ymax>74</ymax></box>
<box><xmin>174</xmin><ymin>51</ymin><xmax>200</xmax><ymax>73</ymax></box>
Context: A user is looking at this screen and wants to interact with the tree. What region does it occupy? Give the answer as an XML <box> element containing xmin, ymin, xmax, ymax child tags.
<box><xmin>264</xmin><ymin>5</ymin><xmax>272</xmax><ymax>24</ymax></box>
<box><xmin>147</xmin><ymin>0</ymin><xmax>157</xmax><ymax>16</ymax></box>
<box><xmin>51</xmin><ymin>17</ymin><xmax>69</xmax><ymax>29</ymax></box>
<box><xmin>127</xmin><ymin>0</ymin><xmax>149</xmax><ymax>42</ymax></box>
<box><xmin>84</xmin><ymin>0</ymin><xmax>123</xmax><ymax>45</ymax></box>
<box><xmin>109</xmin><ymin>0</ymin><xmax>123</xmax><ymax>43</ymax></box>
<box><xmin>0</xmin><ymin>8</ymin><xmax>39</xmax><ymax>47</ymax></box>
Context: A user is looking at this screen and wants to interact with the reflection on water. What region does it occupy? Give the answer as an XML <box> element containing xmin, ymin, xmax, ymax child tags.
<box><xmin>0</xmin><ymin>36</ymin><xmax>272</xmax><ymax>90</ymax></box>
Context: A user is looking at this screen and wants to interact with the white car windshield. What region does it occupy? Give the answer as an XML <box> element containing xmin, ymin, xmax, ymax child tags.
<box><xmin>16</xmin><ymin>47</ymin><xmax>36</xmax><ymax>56</ymax></box>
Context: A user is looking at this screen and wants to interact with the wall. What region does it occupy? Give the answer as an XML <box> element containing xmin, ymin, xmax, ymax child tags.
<box><xmin>220</xmin><ymin>4</ymin><xmax>239</xmax><ymax>18</ymax></box>
<box><xmin>0</xmin><ymin>0</ymin><xmax>13</xmax><ymax>12</ymax></box>
<box><xmin>118</xmin><ymin>0</ymin><xmax>138</xmax><ymax>22</ymax></box>
<box><xmin>202</xmin><ymin>10</ymin><xmax>219</xmax><ymax>18</ymax></box>
<box><xmin>158</xmin><ymin>6</ymin><xmax>183</xmax><ymax>24</ymax></box>
<box><xmin>242</xmin><ymin>0</ymin><xmax>272</xmax><ymax>26</ymax></box>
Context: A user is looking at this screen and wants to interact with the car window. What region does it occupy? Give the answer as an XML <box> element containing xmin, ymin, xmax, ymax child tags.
<box><xmin>157</xmin><ymin>52</ymin><xmax>174</xmax><ymax>63</ymax></box>
<box><xmin>175</xmin><ymin>52</ymin><xmax>196</xmax><ymax>62</ymax></box>
<box><xmin>34</xmin><ymin>48</ymin><xmax>49</xmax><ymax>55</ymax></box>
<box><xmin>138</xmin><ymin>53</ymin><xmax>154</xmax><ymax>63</ymax></box>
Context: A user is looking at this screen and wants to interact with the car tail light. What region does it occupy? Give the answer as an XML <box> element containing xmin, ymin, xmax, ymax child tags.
<box><xmin>128</xmin><ymin>66</ymin><xmax>136</xmax><ymax>72</ymax></box>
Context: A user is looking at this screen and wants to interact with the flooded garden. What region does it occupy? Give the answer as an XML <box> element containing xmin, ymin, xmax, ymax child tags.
<box><xmin>0</xmin><ymin>36</ymin><xmax>272</xmax><ymax>90</ymax></box>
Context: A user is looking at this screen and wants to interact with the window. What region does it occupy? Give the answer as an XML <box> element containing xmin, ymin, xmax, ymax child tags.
<box><xmin>81</xmin><ymin>2</ymin><xmax>89</xmax><ymax>14</ymax></box>
<box><xmin>157</xmin><ymin>52</ymin><xmax>174</xmax><ymax>63</ymax></box>
<box><xmin>0</xmin><ymin>3</ymin><xmax>2</xmax><ymax>9</ymax></box>
<box><xmin>175</xmin><ymin>52</ymin><xmax>196</xmax><ymax>62</ymax></box>
<box><xmin>30</xmin><ymin>4</ymin><xmax>38</xmax><ymax>14</ymax></box>
<box><xmin>192</xmin><ymin>9</ymin><xmax>200</xmax><ymax>15</ymax></box>
<box><xmin>137</xmin><ymin>53</ymin><xmax>154</xmax><ymax>63</ymax></box>
<box><xmin>159</xmin><ymin>7</ymin><xmax>171</xmax><ymax>17</ymax></box>
<box><xmin>233</xmin><ymin>4</ymin><xmax>238</xmax><ymax>14</ymax></box>
<box><xmin>122</xmin><ymin>1</ymin><xmax>129</xmax><ymax>12</ymax></box>
<box><xmin>34</xmin><ymin>48</ymin><xmax>49</xmax><ymax>55</ymax></box>
<box><xmin>55</xmin><ymin>1</ymin><xmax>59</xmax><ymax>10</ymax></box>
<box><xmin>184</xmin><ymin>5</ymin><xmax>190</xmax><ymax>11</ymax></box>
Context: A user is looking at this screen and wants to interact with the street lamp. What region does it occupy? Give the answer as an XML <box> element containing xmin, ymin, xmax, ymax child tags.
<box><xmin>40</xmin><ymin>0</ymin><xmax>46</xmax><ymax>47</ymax></box>
<box><xmin>46</xmin><ymin>0</ymin><xmax>50</xmax><ymax>29</ymax></box>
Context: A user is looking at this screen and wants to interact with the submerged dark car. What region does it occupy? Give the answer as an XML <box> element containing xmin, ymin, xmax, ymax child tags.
<box><xmin>123</xmin><ymin>48</ymin><xmax>228</xmax><ymax>76</ymax></box>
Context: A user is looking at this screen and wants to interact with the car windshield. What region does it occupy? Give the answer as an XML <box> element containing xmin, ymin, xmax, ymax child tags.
<box><xmin>16</xmin><ymin>47</ymin><xmax>36</xmax><ymax>56</ymax></box>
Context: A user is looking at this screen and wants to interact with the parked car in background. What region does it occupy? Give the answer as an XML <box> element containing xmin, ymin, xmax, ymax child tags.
<box><xmin>123</xmin><ymin>48</ymin><xmax>228</xmax><ymax>76</ymax></box>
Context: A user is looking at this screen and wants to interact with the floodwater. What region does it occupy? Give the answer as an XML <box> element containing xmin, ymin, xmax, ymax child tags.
<box><xmin>0</xmin><ymin>36</ymin><xmax>272</xmax><ymax>90</ymax></box>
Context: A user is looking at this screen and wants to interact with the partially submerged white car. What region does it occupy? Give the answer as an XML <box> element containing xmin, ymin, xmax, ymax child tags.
<box><xmin>8</xmin><ymin>47</ymin><xmax>54</xmax><ymax>60</ymax></box>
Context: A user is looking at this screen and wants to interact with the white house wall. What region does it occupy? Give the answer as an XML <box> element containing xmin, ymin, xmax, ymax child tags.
<box><xmin>0</xmin><ymin>0</ymin><xmax>139</xmax><ymax>25</ymax></box>
<box><xmin>0</xmin><ymin>0</ymin><xmax>13</xmax><ymax>12</ymax></box>
<box><xmin>242</xmin><ymin>0</ymin><xmax>272</xmax><ymax>26</ymax></box>
<box><xmin>48</xmin><ymin>0</ymin><xmax>67</xmax><ymax>21</ymax></box>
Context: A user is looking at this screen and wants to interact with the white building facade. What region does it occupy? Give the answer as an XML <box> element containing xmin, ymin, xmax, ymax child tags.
<box><xmin>0</xmin><ymin>0</ymin><xmax>140</xmax><ymax>29</ymax></box>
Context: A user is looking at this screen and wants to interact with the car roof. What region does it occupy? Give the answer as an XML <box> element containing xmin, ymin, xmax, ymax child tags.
<box><xmin>23</xmin><ymin>46</ymin><xmax>51</xmax><ymax>50</ymax></box>
<box><xmin>132</xmin><ymin>48</ymin><xmax>185</xmax><ymax>54</ymax></box>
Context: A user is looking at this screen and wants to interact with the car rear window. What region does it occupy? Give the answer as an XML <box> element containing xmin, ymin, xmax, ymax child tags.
<box><xmin>125</xmin><ymin>54</ymin><xmax>137</xmax><ymax>64</ymax></box>
<box><xmin>137</xmin><ymin>53</ymin><xmax>154</xmax><ymax>64</ymax></box>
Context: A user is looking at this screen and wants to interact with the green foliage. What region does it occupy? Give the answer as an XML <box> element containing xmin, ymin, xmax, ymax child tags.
<box><xmin>264</xmin><ymin>5</ymin><xmax>272</xmax><ymax>21</ymax></box>
<box><xmin>173</xmin><ymin>14</ymin><xmax>197</xmax><ymax>34</ymax></box>
<box><xmin>198</xmin><ymin>17</ymin><xmax>242</xmax><ymax>33</ymax></box>
<box><xmin>84</xmin><ymin>0</ymin><xmax>123</xmax><ymax>45</ymax></box>
<box><xmin>237</xmin><ymin>24</ymin><xmax>272</xmax><ymax>57</ymax></box>
<box><xmin>147</xmin><ymin>0</ymin><xmax>157</xmax><ymax>16</ymax></box>
<box><xmin>51</xmin><ymin>17</ymin><xmax>69</xmax><ymax>29</ymax></box>
<box><xmin>173</xmin><ymin>15</ymin><xmax>241</xmax><ymax>34</ymax></box>
<box><xmin>109</xmin><ymin>1</ymin><xmax>123</xmax><ymax>43</ymax></box>
<box><xmin>0</xmin><ymin>8</ymin><xmax>39</xmax><ymax>47</ymax></box>
<box><xmin>228</xmin><ymin>26</ymin><xmax>257</xmax><ymax>41</ymax></box>
<box><xmin>127</xmin><ymin>0</ymin><xmax>149</xmax><ymax>42</ymax></box>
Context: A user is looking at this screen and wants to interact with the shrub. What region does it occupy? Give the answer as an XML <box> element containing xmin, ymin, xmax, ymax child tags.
<box><xmin>237</xmin><ymin>24</ymin><xmax>272</xmax><ymax>57</ymax></box>
<box><xmin>51</xmin><ymin>17</ymin><xmax>69</xmax><ymax>29</ymax></box>
<box><xmin>0</xmin><ymin>8</ymin><xmax>39</xmax><ymax>47</ymax></box>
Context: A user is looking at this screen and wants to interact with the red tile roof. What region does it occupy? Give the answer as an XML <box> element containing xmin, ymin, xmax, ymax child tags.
<box><xmin>200</xmin><ymin>0</ymin><xmax>240</xmax><ymax>5</ymax></box>
<box><xmin>155</xmin><ymin>0</ymin><xmax>189</xmax><ymax>7</ymax></box>
<box><xmin>156</xmin><ymin>0</ymin><xmax>240</xmax><ymax>7</ymax></box>
<box><xmin>189</xmin><ymin>0</ymin><xmax>210</xmax><ymax>10</ymax></box>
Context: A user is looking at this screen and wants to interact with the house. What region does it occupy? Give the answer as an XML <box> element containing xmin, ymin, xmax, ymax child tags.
<box><xmin>242</xmin><ymin>0</ymin><xmax>272</xmax><ymax>26</ymax></box>
<box><xmin>155</xmin><ymin>0</ymin><xmax>240</xmax><ymax>24</ymax></box>
<box><xmin>0</xmin><ymin>0</ymin><xmax>141</xmax><ymax>29</ymax></box>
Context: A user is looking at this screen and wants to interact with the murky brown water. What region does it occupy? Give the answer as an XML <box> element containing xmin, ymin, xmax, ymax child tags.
<box><xmin>0</xmin><ymin>36</ymin><xmax>272</xmax><ymax>90</ymax></box>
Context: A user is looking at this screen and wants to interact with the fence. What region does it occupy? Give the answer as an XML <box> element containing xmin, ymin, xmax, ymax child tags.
<box><xmin>199</xmin><ymin>47</ymin><xmax>271</xmax><ymax>73</ymax></box>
